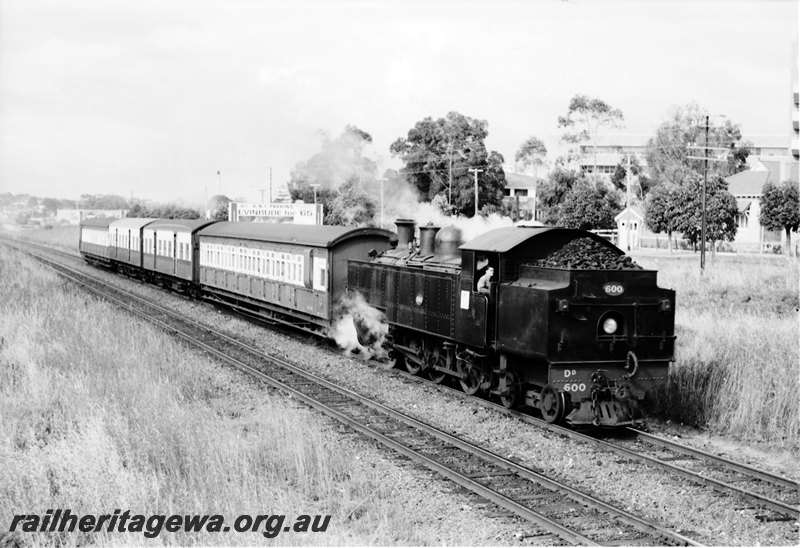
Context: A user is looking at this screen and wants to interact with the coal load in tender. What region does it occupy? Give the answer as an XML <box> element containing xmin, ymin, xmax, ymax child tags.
<box><xmin>533</xmin><ymin>237</ymin><xmax>643</xmax><ymax>270</ymax></box>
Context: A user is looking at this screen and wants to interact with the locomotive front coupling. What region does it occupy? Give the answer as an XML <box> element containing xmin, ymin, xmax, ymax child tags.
<box><xmin>545</xmin><ymin>351</ymin><xmax>660</xmax><ymax>427</ymax></box>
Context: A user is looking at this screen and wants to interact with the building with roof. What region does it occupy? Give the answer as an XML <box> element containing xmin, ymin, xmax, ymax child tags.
<box><xmin>724</xmin><ymin>164</ymin><xmax>794</xmax><ymax>251</ymax></box>
<box><xmin>791</xmin><ymin>40</ymin><xmax>799</xmax><ymax>160</ymax></box>
<box><xmin>614</xmin><ymin>205</ymin><xmax>645</xmax><ymax>251</ymax></box>
<box><xmin>502</xmin><ymin>171</ymin><xmax>541</xmax><ymax>220</ymax></box>
<box><xmin>576</xmin><ymin>135</ymin><xmax>649</xmax><ymax>177</ymax></box>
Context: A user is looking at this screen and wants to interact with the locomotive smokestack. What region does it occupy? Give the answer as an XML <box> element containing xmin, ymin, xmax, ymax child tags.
<box><xmin>418</xmin><ymin>224</ymin><xmax>440</xmax><ymax>257</ymax></box>
<box><xmin>395</xmin><ymin>219</ymin><xmax>416</xmax><ymax>251</ymax></box>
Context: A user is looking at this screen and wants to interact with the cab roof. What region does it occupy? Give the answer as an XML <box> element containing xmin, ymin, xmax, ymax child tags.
<box><xmin>198</xmin><ymin>222</ymin><xmax>394</xmax><ymax>248</ymax></box>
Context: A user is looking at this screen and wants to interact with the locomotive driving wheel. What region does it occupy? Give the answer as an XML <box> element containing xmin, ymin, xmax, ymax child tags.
<box><xmin>425</xmin><ymin>342</ymin><xmax>447</xmax><ymax>384</ymax></box>
<box><xmin>500</xmin><ymin>370</ymin><xmax>521</xmax><ymax>409</ymax></box>
<box><xmin>540</xmin><ymin>385</ymin><xmax>566</xmax><ymax>424</ymax></box>
<box><xmin>405</xmin><ymin>339</ymin><xmax>423</xmax><ymax>375</ymax></box>
<box><xmin>459</xmin><ymin>362</ymin><xmax>483</xmax><ymax>396</ymax></box>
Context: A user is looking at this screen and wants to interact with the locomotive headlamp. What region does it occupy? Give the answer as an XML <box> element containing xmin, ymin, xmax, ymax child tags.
<box><xmin>659</xmin><ymin>299</ymin><xmax>672</xmax><ymax>312</ymax></box>
<box><xmin>557</xmin><ymin>299</ymin><xmax>570</xmax><ymax>312</ymax></box>
<box><xmin>602</xmin><ymin>317</ymin><xmax>618</xmax><ymax>335</ymax></box>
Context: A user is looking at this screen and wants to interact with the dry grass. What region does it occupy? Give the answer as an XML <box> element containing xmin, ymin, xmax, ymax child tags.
<box><xmin>2</xmin><ymin>225</ymin><xmax>80</xmax><ymax>252</ymax></box>
<box><xmin>0</xmin><ymin>249</ymin><xmax>496</xmax><ymax>546</ymax></box>
<box><xmin>637</xmin><ymin>253</ymin><xmax>799</xmax><ymax>446</ymax></box>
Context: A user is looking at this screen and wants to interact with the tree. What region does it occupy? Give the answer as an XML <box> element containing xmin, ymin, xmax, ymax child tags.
<box><xmin>42</xmin><ymin>198</ymin><xmax>60</xmax><ymax>213</ymax></box>
<box><xmin>760</xmin><ymin>180</ymin><xmax>800</xmax><ymax>256</ymax></box>
<box><xmin>672</xmin><ymin>175</ymin><xmax>738</xmax><ymax>250</ymax></box>
<box><xmin>646</xmin><ymin>103</ymin><xmax>751</xmax><ymax>188</ymax></box>
<box><xmin>557</xmin><ymin>95</ymin><xmax>624</xmax><ymax>173</ymax></box>
<box><xmin>556</xmin><ymin>180</ymin><xmax>622</xmax><ymax>230</ymax></box>
<box><xmin>514</xmin><ymin>136</ymin><xmax>547</xmax><ymax>176</ymax></box>
<box><xmin>324</xmin><ymin>179</ymin><xmax>378</xmax><ymax>226</ymax></box>
<box><xmin>208</xmin><ymin>195</ymin><xmax>231</xmax><ymax>221</ymax></box>
<box><xmin>644</xmin><ymin>183</ymin><xmax>683</xmax><ymax>251</ymax></box>
<box><xmin>390</xmin><ymin>111</ymin><xmax>506</xmax><ymax>217</ymax></box>
<box><xmin>79</xmin><ymin>194</ymin><xmax>129</xmax><ymax>210</ymax></box>
<box><xmin>128</xmin><ymin>203</ymin><xmax>201</xmax><ymax>219</ymax></box>
<box><xmin>288</xmin><ymin>125</ymin><xmax>378</xmax><ymax>210</ymax></box>
<box><xmin>610</xmin><ymin>155</ymin><xmax>653</xmax><ymax>197</ymax></box>
<box><xmin>535</xmin><ymin>165</ymin><xmax>583</xmax><ymax>225</ymax></box>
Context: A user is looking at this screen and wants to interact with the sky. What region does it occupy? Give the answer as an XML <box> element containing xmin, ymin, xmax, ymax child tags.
<box><xmin>0</xmin><ymin>0</ymin><xmax>797</xmax><ymax>204</ymax></box>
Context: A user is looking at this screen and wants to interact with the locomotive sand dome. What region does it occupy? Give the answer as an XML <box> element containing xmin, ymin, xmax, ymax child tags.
<box><xmin>347</xmin><ymin>220</ymin><xmax>676</xmax><ymax>426</ymax></box>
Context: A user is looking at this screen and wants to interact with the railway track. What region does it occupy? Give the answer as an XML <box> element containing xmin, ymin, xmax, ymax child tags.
<box><xmin>5</xmin><ymin>240</ymin><xmax>701</xmax><ymax>546</ymax></box>
<box><xmin>386</xmin><ymin>369</ymin><xmax>800</xmax><ymax>523</ymax></box>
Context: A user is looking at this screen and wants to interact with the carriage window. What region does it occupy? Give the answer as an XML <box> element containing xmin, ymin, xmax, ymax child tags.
<box><xmin>312</xmin><ymin>256</ymin><xmax>327</xmax><ymax>292</ymax></box>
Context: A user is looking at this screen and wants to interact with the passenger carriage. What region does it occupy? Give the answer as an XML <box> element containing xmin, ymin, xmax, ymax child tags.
<box><xmin>141</xmin><ymin>219</ymin><xmax>218</xmax><ymax>291</ymax></box>
<box><xmin>79</xmin><ymin>217</ymin><xmax>114</xmax><ymax>266</ymax></box>
<box><xmin>196</xmin><ymin>222</ymin><xmax>394</xmax><ymax>332</ymax></box>
<box><xmin>108</xmin><ymin>218</ymin><xmax>156</xmax><ymax>275</ymax></box>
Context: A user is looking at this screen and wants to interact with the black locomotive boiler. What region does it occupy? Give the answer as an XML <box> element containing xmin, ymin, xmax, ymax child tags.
<box><xmin>347</xmin><ymin>220</ymin><xmax>676</xmax><ymax>426</ymax></box>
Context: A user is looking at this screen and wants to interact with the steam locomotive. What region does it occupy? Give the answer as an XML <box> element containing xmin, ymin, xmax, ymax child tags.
<box><xmin>79</xmin><ymin>216</ymin><xmax>675</xmax><ymax>426</ymax></box>
<box><xmin>347</xmin><ymin>220</ymin><xmax>676</xmax><ymax>426</ymax></box>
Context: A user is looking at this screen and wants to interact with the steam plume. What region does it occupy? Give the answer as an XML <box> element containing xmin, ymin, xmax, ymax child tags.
<box><xmin>329</xmin><ymin>293</ymin><xmax>389</xmax><ymax>359</ymax></box>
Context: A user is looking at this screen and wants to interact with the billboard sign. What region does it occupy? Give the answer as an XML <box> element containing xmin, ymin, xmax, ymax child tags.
<box><xmin>228</xmin><ymin>202</ymin><xmax>323</xmax><ymax>225</ymax></box>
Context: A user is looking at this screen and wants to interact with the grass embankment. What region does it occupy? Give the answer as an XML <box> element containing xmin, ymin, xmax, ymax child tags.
<box><xmin>639</xmin><ymin>254</ymin><xmax>799</xmax><ymax>446</ymax></box>
<box><xmin>0</xmin><ymin>249</ymin><xmax>486</xmax><ymax>546</ymax></box>
<box><xmin>5</xmin><ymin>225</ymin><xmax>79</xmax><ymax>252</ymax></box>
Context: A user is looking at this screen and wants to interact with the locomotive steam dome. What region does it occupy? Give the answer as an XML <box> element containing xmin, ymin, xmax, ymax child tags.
<box><xmin>434</xmin><ymin>225</ymin><xmax>463</xmax><ymax>261</ymax></box>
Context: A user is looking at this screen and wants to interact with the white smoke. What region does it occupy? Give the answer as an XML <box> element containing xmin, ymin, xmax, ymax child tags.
<box><xmin>328</xmin><ymin>293</ymin><xmax>389</xmax><ymax>359</ymax></box>
<box><xmin>382</xmin><ymin>177</ymin><xmax>514</xmax><ymax>243</ymax></box>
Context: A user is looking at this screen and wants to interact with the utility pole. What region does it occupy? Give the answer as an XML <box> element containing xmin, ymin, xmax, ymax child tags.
<box><xmin>702</xmin><ymin>115</ymin><xmax>709</xmax><ymax>273</ymax></box>
<box><xmin>687</xmin><ymin>116</ymin><xmax>729</xmax><ymax>273</ymax></box>
<box><xmin>217</xmin><ymin>170</ymin><xmax>221</xmax><ymax>195</ymax></box>
<box><xmin>625</xmin><ymin>153</ymin><xmax>631</xmax><ymax>209</ymax></box>
<box><xmin>269</xmin><ymin>167</ymin><xmax>273</xmax><ymax>204</ymax></box>
<box><xmin>468</xmin><ymin>168</ymin><xmax>483</xmax><ymax>216</ymax></box>
<box><xmin>448</xmin><ymin>137</ymin><xmax>454</xmax><ymax>210</ymax></box>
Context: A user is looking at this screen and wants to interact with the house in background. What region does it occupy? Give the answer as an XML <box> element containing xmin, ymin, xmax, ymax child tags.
<box><xmin>724</xmin><ymin>161</ymin><xmax>787</xmax><ymax>252</ymax></box>
<box><xmin>503</xmin><ymin>171</ymin><xmax>541</xmax><ymax>220</ymax></box>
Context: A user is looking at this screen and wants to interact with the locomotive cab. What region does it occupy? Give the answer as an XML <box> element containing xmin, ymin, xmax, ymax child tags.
<box><xmin>461</xmin><ymin>227</ymin><xmax>675</xmax><ymax>426</ymax></box>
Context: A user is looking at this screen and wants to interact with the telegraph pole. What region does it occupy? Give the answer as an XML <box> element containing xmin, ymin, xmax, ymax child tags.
<box><xmin>702</xmin><ymin>115</ymin><xmax>709</xmax><ymax>272</ymax></box>
<box><xmin>468</xmin><ymin>168</ymin><xmax>483</xmax><ymax>216</ymax></box>
<box><xmin>269</xmin><ymin>167</ymin><xmax>273</xmax><ymax>204</ymax></box>
<box><xmin>448</xmin><ymin>138</ymin><xmax>454</xmax><ymax>209</ymax></box>
<box><xmin>687</xmin><ymin>115</ymin><xmax>729</xmax><ymax>273</ymax></box>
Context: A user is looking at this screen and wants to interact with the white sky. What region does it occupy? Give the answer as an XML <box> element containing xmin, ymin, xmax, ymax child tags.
<box><xmin>0</xmin><ymin>0</ymin><xmax>797</xmax><ymax>203</ymax></box>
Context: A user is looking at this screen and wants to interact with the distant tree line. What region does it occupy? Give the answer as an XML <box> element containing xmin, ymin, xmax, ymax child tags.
<box><xmin>127</xmin><ymin>203</ymin><xmax>201</xmax><ymax>219</ymax></box>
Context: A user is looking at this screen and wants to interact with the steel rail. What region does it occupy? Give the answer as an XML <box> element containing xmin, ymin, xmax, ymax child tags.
<box><xmin>389</xmin><ymin>367</ymin><xmax>800</xmax><ymax>520</ymax></box>
<box><xmin>626</xmin><ymin>427</ymin><xmax>799</xmax><ymax>490</ymax></box>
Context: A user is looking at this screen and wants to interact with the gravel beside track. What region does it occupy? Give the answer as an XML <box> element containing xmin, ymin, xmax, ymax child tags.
<box><xmin>11</xmin><ymin>240</ymin><xmax>800</xmax><ymax>545</ymax></box>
